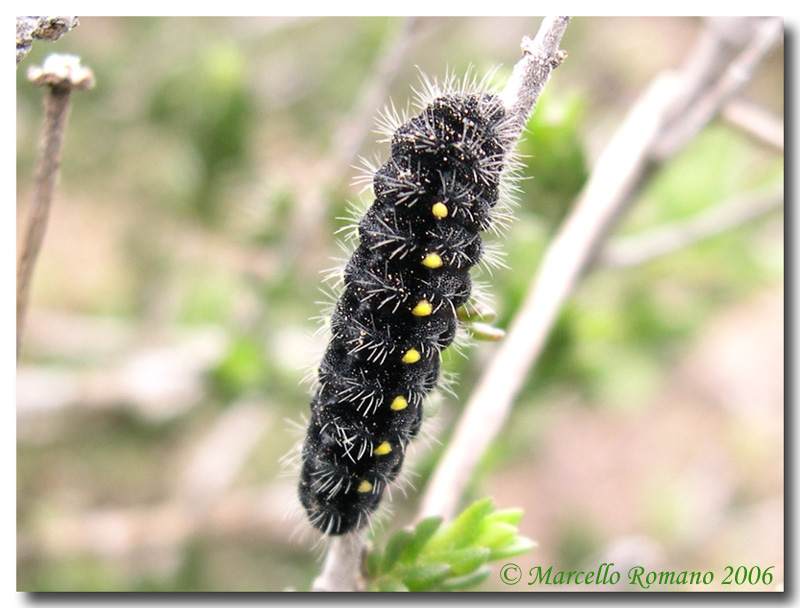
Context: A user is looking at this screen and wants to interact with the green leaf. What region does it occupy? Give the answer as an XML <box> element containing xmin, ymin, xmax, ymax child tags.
<box><xmin>373</xmin><ymin>577</ymin><xmax>410</xmax><ymax>592</ymax></box>
<box><xmin>425</xmin><ymin>546</ymin><xmax>491</xmax><ymax>577</ymax></box>
<box><xmin>473</xmin><ymin>521</ymin><xmax>518</xmax><ymax>550</ymax></box>
<box><xmin>436</xmin><ymin>566</ymin><xmax>492</xmax><ymax>591</ymax></box>
<box><xmin>399</xmin><ymin>516</ymin><xmax>443</xmax><ymax>564</ymax></box>
<box><xmin>210</xmin><ymin>336</ymin><xmax>266</xmax><ymax>398</ymax></box>
<box><xmin>488</xmin><ymin>536</ymin><xmax>537</xmax><ymax>561</ymax></box>
<box><xmin>381</xmin><ymin>528</ymin><xmax>414</xmax><ymax>574</ymax></box>
<box><xmin>400</xmin><ymin>562</ymin><xmax>452</xmax><ymax>592</ymax></box>
<box><xmin>364</xmin><ymin>545</ymin><xmax>382</xmax><ymax>578</ymax></box>
<box><xmin>483</xmin><ymin>507</ymin><xmax>524</xmax><ymax>527</ymax></box>
<box><xmin>424</xmin><ymin>498</ymin><xmax>494</xmax><ymax>553</ymax></box>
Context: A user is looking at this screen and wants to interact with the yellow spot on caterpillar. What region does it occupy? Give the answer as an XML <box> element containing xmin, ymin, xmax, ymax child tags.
<box><xmin>422</xmin><ymin>252</ymin><xmax>443</xmax><ymax>269</ymax></box>
<box><xmin>432</xmin><ymin>201</ymin><xmax>448</xmax><ymax>219</ymax></box>
<box><xmin>412</xmin><ymin>299</ymin><xmax>432</xmax><ymax>317</ymax></box>
<box><xmin>357</xmin><ymin>479</ymin><xmax>373</xmax><ymax>493</ymax></box>
<box><xmin>402</xmin><ymin>348</ymin><xmax>421</xmax><ymax>364</ymax></box>
<box><xmin>374</xmin><ymin>442</ymin><xmax>392</xmax><ymax>456</ymax></box>
<box><xmin>391</xmin><ymin>396</ymin><xmax>408</xmax><ymax>411</ymax></box>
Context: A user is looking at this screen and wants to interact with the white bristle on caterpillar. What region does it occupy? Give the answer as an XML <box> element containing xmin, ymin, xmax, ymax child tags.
<box><xmin>297</xmin><ymin>70</ymin><xmax>520</xmax><ymax>536</ymax></box>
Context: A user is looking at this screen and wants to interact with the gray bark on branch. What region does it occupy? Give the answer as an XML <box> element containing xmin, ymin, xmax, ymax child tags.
<box><xmin>598</xmin><ymin>189</ymin><xmax>783</xmax><ymax>269</ymax></box>
<box><xmin>16</xmin><ymin>16</ymin><xmax>79</xmax><ymax>64</ymax></box>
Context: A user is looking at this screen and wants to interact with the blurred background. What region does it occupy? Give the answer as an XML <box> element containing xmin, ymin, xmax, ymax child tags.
<box><xmin>16</xmin><ymin>17</ymin><xmax>783</xmax><ymax>591</ymax></box>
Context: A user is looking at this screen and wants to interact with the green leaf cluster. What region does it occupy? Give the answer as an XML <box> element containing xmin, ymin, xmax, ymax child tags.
<box><xmin>363</xmin><ymin>498</ymin><xmax>535</xmax><ymax>591</ymax></box>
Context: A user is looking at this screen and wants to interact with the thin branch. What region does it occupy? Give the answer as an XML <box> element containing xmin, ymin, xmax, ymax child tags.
<box><xmin>313</xmin><ymin>533</ymin><xmax>368</xmax><ymax>592</ymax></box>
<box><xmin>652</xmin><ymin>17</ymin><xmax>783</xmax><ymax>160</ymax></box>
<box><xmin>17</xmin><ymin>55</ymin><xmax>94</xmax><ymax>360</ymax></box>
<box><xmin>499</xmin><ymin>16</ymin><xmax>570</xmax><ymax>141</ymax></box>
<box><xmin>598</xmin><ymin>189</ymin><xmax>783</xmax><ymax>269</ymax></box>
<box><xmin>16</xmin><ymin>16</ymin><xmax>79</xmax><ymax>65</ymax></box>
<box><xmin>329</xmin><ymin>17</ymin><xmax>423</xmax><ymax>184</ymax></box>
<box><xmin>654</xmin><ymin>17</ymin><xmax>770</xmax><ymax>144</ymax></box>
<box><xmin>17</xmin><ymin>327</ymin><xmax>227</xmax><ymax>425</ymax></box>
<box><xmin>284</xmin><ymin>17</ymin><xmax>422</xmax><ymax>269</ymax></box>
<box><xmin>174</xmin><ymin>401</ymin><xmax>272</xmax><ymax>512</ymax></box>
<box><xmin>721</xmin><ymin>98</ymin><xmax>784</xmax><ymax>151</ymax></box>
<box><xmin>21</xmin><ymin>482</ymin><xmax>302</xmax><ymax>564</ymax></box>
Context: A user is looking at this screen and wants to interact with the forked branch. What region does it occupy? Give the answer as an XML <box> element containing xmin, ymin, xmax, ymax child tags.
<box><xmin>418</xmin><ymin>16</ymin><xmax>782</xmax><ymax>523</ymax></box>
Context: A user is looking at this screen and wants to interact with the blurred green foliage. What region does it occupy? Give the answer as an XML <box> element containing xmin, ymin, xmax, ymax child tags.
<box><xmin>517</xmin><ymin>90</ymin><xmax>589</xmax><ymax>227</ymax></box>
<box><xmin>16</xmin><ymin>17</ymin><xmax>782</xmax><ymax>592</ymax></box>
<box><xmin>147</xmin><ymin>41</ymin><xmax>252</xmax><ymax>222</ymax></box>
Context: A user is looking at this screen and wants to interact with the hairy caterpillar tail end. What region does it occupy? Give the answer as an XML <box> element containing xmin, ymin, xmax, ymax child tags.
<box><xmin>299</xmin><ymin>81</ymin><xmax>516</xmax><ymax>536</ymax></box>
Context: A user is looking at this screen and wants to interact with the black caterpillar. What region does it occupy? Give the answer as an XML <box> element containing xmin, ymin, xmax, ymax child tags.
<box><xmin>299</xmin><ymin>80</ymin><xmax>515</xmax><ymax>535</ymax></box>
